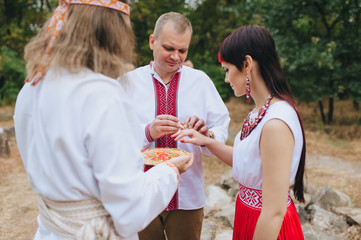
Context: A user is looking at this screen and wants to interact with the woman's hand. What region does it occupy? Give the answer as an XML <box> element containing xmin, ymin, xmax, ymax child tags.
<box><xmin>168</xmin><ymin>153</ymin><xmax>194</xmax><ymax>174</ymax></box>
<box><xmin>173</xmin><ymin>129</ymin><xmax>234</xmax><ymax>167</ymax></box>
<box><xmin>172</xmin><ymin>129</ymin><xmax>212</xmax><ymax>147</ymax></box>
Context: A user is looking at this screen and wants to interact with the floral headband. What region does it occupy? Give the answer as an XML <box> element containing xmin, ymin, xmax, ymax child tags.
<box><xmin>26</xmin><ymin>0</ymin><xmax>130</xmax><ymax>86</ymax></box>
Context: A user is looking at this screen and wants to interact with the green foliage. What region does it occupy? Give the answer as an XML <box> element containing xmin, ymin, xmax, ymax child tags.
<box><xmin>256</xmin><ymin>0</ymin><xmax>361</xmax><ymax>123</ymax></box>
<box><xmin>0</xmin><ymin>0</ymin><xmax>56</xmax><ymax>105</ymax></box>
<box><xmin>187</xmin><ymin>0</ymin><xmax>261</xmax><ymax>66</ymax></box>
<box><xmin>0</xmin><ymin>0</ymin><xmax>360</xmax><ymax>111</ymax></box>
<box><xmin>0</xmin><ymin>0</ymin><xmax>54</xmax><ymax>57</ymax></box>
<box><xmin>278</xmin><ymin>38</ymin><xmax>341</xmax><ymax>102</ymax></box>
<box><xmin>0</xmin><ymin>46</ymin><xmax>26</xmax><ymax>105</ymax></box>
<box><xmin>345</xmin><ymin>64</ymin><xmax>361</xmax><ymax>102</ymax></box>
<box><xmin>197</xmin><ymin>63</ymin><xmax>233</xmax><ymax>102</ymax></box>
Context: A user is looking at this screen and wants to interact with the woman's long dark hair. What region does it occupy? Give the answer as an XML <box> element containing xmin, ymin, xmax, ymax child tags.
<box><xmin>219</xmin><ymin>25</ymin><xmax>306</xmax><ymax>203</ymax></box>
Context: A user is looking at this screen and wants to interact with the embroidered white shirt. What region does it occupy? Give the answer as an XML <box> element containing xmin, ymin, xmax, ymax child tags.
<box><xmin>233</xmin><ymin>101</ymin><xmax>303</xmax><ymax>189</ymax></box>
<box><xmin>125</xmin><ymin>64</ymin><xmax>230</xmax><ymax>210</ymax></box>
<box><xmin>14</xmin><ymin>68</ymin><xmax>179</xmax><ymax>240</ymax></box>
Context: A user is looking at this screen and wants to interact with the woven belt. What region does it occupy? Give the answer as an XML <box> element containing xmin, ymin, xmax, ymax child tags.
<box><xmin>238</xmin><ymin>184</ymin><xmax>291</xmax><ymax>210</ymax></box>
<box><xmin>38</xmin><ymin>195</ymin><xmax>121</xmax><ymax>240</ymax></box>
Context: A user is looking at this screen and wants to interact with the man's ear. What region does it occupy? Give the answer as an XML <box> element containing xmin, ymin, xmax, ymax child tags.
<box><xmin>149</xmin><ymin>34</ymin><xmax>155</xmax><ymax>50</ymax></box>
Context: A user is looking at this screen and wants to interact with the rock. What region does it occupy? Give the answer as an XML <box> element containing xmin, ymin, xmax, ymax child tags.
<box><xmin>204</xmin><ymin>205</ymin><xmax>217</xmax><ymax>218</ymax></box>
<box><xmin>227</xmin><ymin>186</ymin><xmax>239</xmax><ymax>199</ymax></box>
<box><xmin>217</xmin><ymin>169</ymin><xmax>240</xmax><ymax>197</ymax></box>
<box><xmin>302</xmin><ymin>223</ymin><xmax>347</xmax><ymax>240</ymax></box>
<box><xmin>4</xmin><ymin>126</ymin><xmax>15</xmax><ymax>138</ymax></box>
<box><xmin>201</xmin><ymin>219</ymin><xmax>217</xmax><ymax>240</ymax></box>
<box><xmin>214</xmin><ymin>169</ymin><xmax>234</xmax><ymax>188</ymax></box>
<box><xmin>0</xmin><ymin>128</ymin><xmax>10</xmax><ymax>157</ymax></box>
<box><xmin>213</xmin><ymin>206</ymin><xmax>235</xmax><ymax>228</ymax></box>
<box><xmin>334</xmin><ymin>207</ymin><xmax>361</xmax><ymax>225</ymax></box>
<box><xmin>302</xmin><ymin>223</ymin><xmax>323</xmax><ymax>240</ymax></box>
<box><xmin>307</xmin><ymin>204</ymin><xmax>348</xmax><ymax>237</ymax></box>
<box><xmin>214</xmin><ymin>229</ymin><xmax>233</xmax><ymax>240</ymax></box>
<box><xmin>205</xmin><ymin>185</ymin><xmax>233</xmax><ymax>209</ymax></box>
<box><xmin>295</xmin><ymin>202</ymin><xmax>310</xmax><ymax>224</ymax></box>
<box><xmin>214</xmin><ymin>170</ymin><xmax>238</xmax><ymax>198</ymax></box>
<box><xmin>311</xmin><ymin>186</ymin><xmax>352</xmax><ymax>210</ymax></box>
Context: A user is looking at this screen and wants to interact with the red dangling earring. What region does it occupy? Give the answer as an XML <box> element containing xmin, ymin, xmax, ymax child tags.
<box><xmin>246</xmin><ymin>75</ymin><xmax>251</xmax><ymax>103</ymax></box>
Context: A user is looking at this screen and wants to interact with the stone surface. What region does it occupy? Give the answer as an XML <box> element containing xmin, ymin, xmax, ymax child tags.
<box><xmin>201</xmin><ymin>219</ymin><xmax>217</xmax><ymax>240</ymax></box>
<box><xmin>311</xmin><ymin>186</ymin><xmax>353</xmax><ymax>210</ymax></box>
<box><xmin>0</xmin><ymin>128</ymin><xmax>10</xmax><ymax>157</ymax></box>
<box><xmin>203</xmin><ymin>165</ymin><xmax>361</xmax><ymax>240</ymax></box>
<box><xmin>205</xmin><ymin>185</ymin><xmax>233</xmax><ymax>209</ymax></box>
<box><xmin>334</xmin><ymin>207</ymin><xmax>361</xmax><ymax>225</ymax></box>
<box><xmin>214</xmin><ymin>229</ymin><xmax>233</xmax><ymax>240</ymax></box>
<box><xmin>213</xmin><ymin>206</ymin><xmax>235</xmax><ymax>228</ymax></box>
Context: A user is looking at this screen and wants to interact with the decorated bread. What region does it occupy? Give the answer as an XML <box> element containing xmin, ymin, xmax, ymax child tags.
<box><xmin>142</xmin><ymin>148</ymin><xmax>190</xmax><ymax>165</ymax></box>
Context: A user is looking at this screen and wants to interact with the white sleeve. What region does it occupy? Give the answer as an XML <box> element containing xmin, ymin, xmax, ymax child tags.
<box><xmin>201</xmin><ymin>77</ymin><xmax>230</xmax><ymax>156</ymax></box>
<box><xmin>84</xmin><ymin>95</ymin><xmax>178</xmax><ymax>239</ymax></box>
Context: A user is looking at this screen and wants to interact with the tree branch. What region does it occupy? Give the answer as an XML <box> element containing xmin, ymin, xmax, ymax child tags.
<box><xmin>313</xmin><ymin>1</ymin><xmax>331</xmax><ymax>35</ymax></box>
<box><xmin>46</xmin><ymin>0</ymin><xmax>53</xmax><ymax>11</ymax></box>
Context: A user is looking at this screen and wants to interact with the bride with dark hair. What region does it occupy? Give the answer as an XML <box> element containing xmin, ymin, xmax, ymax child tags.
<box><xmin>173</xmin><ymin>24</ymin><xmax>305</xmax><ymax>240</ymax></box>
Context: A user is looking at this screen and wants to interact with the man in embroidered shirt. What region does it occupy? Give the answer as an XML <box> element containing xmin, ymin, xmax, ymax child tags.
<box><xmin>126</xmin><ymin>12</ymin><xmax>230</xmax><ymax>240</ymax></box>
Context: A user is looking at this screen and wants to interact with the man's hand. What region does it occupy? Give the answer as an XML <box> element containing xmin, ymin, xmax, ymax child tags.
<box><xmin>182</xmin><ymin>115</ymin><xmax>209</xmax><ymax>136</ymax></box>
<box><xmin>149</xmin><ymin>115</ymin><xmax>183</xmax><ymax>140</ymax></box>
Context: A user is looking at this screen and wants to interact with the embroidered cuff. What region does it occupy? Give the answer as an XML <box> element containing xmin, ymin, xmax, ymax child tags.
<box><xmin>145</xmin><ymin>124</ymin><xmax>154</xmax><ymax>142</ymax></box>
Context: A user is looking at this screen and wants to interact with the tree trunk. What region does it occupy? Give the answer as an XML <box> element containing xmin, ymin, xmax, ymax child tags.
<box><xmin>45</xmin><ymin>0</ymin><xmax>53</xmax><ymax>11</ymax></box>
<box><xmin>318</xmin><ymin>100</ymin><xmax>326</xmax><ymax>125</ymax></box>
<box><xmin>3</xmin><ymin>0</ymin><xmax>14</xmax><ymax>24</ymax></box>
<box><xmin>327</xmin><ymin>97</ymin><xmax>334</xmax><ymax>124</ymax></box>
<box><xmin>353</xmin><ymin>101</ymin><xmax>360</xmax><ymax>110</ymax></box>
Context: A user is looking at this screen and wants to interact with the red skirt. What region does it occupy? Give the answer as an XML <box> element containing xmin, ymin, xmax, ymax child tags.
<box><xmin>233</xmin><ymin>185</ymin><xmax>304</xmax><ymax>240</ymax></box>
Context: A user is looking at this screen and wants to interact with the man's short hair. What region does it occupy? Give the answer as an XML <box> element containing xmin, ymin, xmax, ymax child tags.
<box><xmin>153</xmin><ymin>12</ymin><xmax>193</xmax><ymax>38</ymax></box>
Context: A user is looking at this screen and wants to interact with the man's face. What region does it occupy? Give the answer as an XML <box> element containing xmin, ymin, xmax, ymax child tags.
<box><xmin>149</xmin><ymin>23</ymin><xmax>192</xmax><ymax>76</ymax></box>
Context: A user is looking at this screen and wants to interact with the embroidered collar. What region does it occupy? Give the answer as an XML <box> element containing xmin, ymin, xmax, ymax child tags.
<box><xmin>150</xmin><ymin>61</ymin><xmax>182</xmax><ymax>86</ymax></box>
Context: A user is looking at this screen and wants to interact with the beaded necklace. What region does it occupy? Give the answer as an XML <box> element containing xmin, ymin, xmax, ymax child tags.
<box><xmin>240</xmin><ymin>94</ymin><xmax>274</xmax><ymax>141</ymax></box>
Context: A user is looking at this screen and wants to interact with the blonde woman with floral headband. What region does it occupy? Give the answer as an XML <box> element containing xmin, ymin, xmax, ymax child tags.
<box><xmin>13</xmin><ymin>1</ymin><xmax>193</xmax><ymax>240</ymax></box>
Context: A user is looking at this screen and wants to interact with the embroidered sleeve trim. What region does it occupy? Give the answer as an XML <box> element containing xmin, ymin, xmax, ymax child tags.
<box><xmin>145</xmin><ymin>123</ymin><xmax>154</xmax><ymax>142</ymax></box>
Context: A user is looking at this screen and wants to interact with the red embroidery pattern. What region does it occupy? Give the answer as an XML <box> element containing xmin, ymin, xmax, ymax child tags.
<box><xmin>239</xmin><ymin>184</ymin><xmax>291</xmax><ymax>210</ymax></box>
<box><xmin>153</xmin><ymin>73</ymin><xmax>179</xmax><ymax>148</ymax></box>
<box><xmin>153</xmin><ymin>72</ymin><xmax>180</xmax><ymax>210</ymax></box>
<box><xmin>240</xmin><ymin>95</ymin><xmax>273</xmax><ymax>141</ymax></box>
